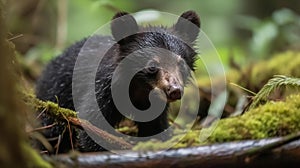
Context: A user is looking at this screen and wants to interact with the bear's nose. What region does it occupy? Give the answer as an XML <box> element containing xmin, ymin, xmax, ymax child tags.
<box><xmin>168</xmin><ymin>86</ymin><xmax>182</xmax><ymax>101</ymax></box>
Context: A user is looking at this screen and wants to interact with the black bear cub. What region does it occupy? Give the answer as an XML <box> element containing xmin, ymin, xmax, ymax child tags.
<box><xmin>36</xmin><ymin>11</ymin><xmax>200</xmax><ymax>153</ymax></box>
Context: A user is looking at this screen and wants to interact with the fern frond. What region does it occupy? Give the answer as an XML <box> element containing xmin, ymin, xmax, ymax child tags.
<box><xmin>248</xmin><ymin>75</ymin><xmax>300</xmax><ymax>110</ymax></box>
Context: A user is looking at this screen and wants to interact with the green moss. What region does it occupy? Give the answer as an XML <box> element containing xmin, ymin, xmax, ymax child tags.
<box><xmin>207</xmin><ymin>94</ymin><xmax>300</xmax><ymax>143</ymax></box>
<box><xmin>23</xmin><ymin>93</ymin><xmax>77</xmax><ymax>119</ymax></box>
<box><xmin>200</xmin><ymin>51</ymin><xmax>300</xmax><ymax>90</ymax></box>
<box><xmin>36</xmin><ymin>99</ymin><xmax>78</xmax><ymax>118</ymax></box>
<box><xmin>249</xmin><ymin>51</ymin><xmax>300</xmax><ymax>87</ymax></box>
<box><xmin>133</xmin><ymin>94</ymin><xmax>300</xmax><ymax>151</ymax></box>
<box><xmin>195</xmin><ymin>51</ymin><xmax>300</xmax><ymax>119</ymax></box>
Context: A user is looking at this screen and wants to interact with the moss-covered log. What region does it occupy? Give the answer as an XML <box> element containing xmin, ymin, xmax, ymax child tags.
<box><xmin>133</xmin><ymin>94</ymin><xmax>300</xmax><ymax>151</ymax></box>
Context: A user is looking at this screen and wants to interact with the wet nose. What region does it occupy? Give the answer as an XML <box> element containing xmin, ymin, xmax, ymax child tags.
<box><xmin>168</xmin><ymin>86</ymin><xmax>182</xmax><ymax>100</ymax></box>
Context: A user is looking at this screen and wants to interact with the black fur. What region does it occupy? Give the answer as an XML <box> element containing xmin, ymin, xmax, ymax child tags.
<box><xmin>36</xmin><ymin>11</ymin><xmax>200</xmax><ymax>153</ymax></box>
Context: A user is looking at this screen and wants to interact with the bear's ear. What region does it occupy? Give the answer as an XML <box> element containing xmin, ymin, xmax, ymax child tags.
<box><xmin>174</xmin><ymin>11</ymin><xmax>200</xmax><ymax>43</ymax></box>
<box><xmin>111</xmin><ymin>12</ymin><xmax>139</xmax><ymax>43</ymax></box>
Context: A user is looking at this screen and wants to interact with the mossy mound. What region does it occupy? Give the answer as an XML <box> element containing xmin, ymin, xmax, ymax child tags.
<box><xmin>198</xmin><ymin>51</ymin><xmax>300</xmax><ymax>90</ymax></box>
<box><xmin>207</xmin><ymin>94</ymin><xmax>300</xmax><ymax>142</ymax></box>
<box><xmin>133</xmin><ymin>94</ymin><xmax>300</xmax><ymax>151</ymax></box>
<box><xmin>226</xmin><ymin>51</ymin><xmax>300</xmax><ymax>90</ymax></box>
<box><xmin>249</xmin><ymin>51</ymin><xmax>300</xmax><ymax>89</ymax></box>
<box><xmin>194</xmin><ymin>51</ymin><xmax>300</xmax><ymax>118</ymax></box>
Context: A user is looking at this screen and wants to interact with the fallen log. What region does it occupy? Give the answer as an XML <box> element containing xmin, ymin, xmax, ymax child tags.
<box><xmin>53</xmin><ymin>136</ymin><xmax>300</xmax><ymax>168</ymax></box>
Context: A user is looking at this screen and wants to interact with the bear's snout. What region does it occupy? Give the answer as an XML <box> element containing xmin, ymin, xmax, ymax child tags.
<box><xmin>167</xmin><ymin>85</ymin><xmax>183</xmax><ymax>101</ymax></box>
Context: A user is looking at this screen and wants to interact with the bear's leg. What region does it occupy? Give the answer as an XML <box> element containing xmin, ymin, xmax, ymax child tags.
<box><xmin>136</xmin><ymin>111</ymin><xmax>169</xmax><ymax>138</ymax></box>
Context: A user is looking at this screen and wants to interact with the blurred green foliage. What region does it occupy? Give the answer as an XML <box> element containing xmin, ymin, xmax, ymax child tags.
<box><xmin>6</xmin><ymin>0</ymin><xmax>300</xmax><ymax>78</ymax></box>
<box><xmin>237</xmin><ymin>8</ymin><xmax>300</xmax><ymax>58</ymax></box>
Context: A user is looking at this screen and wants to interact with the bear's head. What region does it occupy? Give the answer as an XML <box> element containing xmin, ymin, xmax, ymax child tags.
<box><xmin>110</xmin><ymin>11</ymin><xmax>200</xmax><ymax>109</ymax></box>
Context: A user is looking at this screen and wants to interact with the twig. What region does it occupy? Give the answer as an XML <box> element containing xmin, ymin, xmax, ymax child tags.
<box><xmin>68</xmin><ymin>117</ymin><xmax>132</xmax><ymax>149</ymax></box>
<box><xmin>8</xmin><ymin>34</ymin><xmax>23</xmax><ymax>41</ymax></box>
<box><xmin>27</xmin><ymin>123</ymin><xmax>57</xmax><ymax>133</ymax></box>
<box><xmin>230</xmin><ymin>82</ymin><xmax>257</xmax><ymax>96</ymax></box>
<box><xmin>36</xmin><ymin>107</ymin><xmax>47</xmax><ymax>119</ymax></box>
<box><xmin>56</xmin><ymin>134</ymin><xmax>62</xmax><ymax>155</ymax></box>
<box><xmin>62</xmin><ymin>113</ymin><xmax>74</xmax><ymax>151</ymax></box>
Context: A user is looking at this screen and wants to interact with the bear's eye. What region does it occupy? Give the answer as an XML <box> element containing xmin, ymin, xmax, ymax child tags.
<box><xmin>145</xmin><ymin>61</ymin><xmax>159</xmax><ymax>74</ymax></box>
